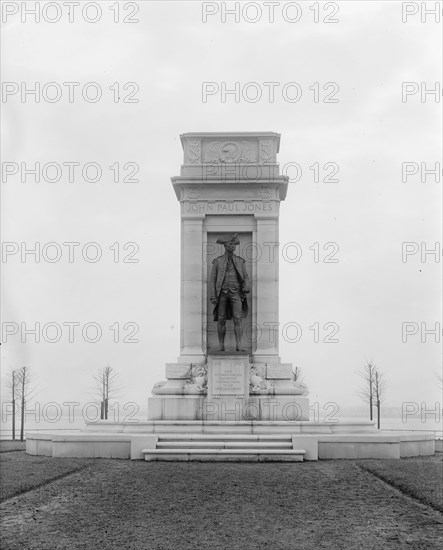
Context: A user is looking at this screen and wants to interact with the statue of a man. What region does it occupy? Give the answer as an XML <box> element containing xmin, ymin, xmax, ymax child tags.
<box><xmin>209</xmin><ymin>233</ymin><xmax>250</xmax><ymax>352</ymax></box>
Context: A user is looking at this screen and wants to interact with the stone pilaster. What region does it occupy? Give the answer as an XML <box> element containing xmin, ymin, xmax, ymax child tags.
<box><xmin>254</xmin><ymin>217</ymin><xmax>280</xmax><ymax>363</ymax></box>
<box><xmin>180</xmin><ymin>216</ymin><xmax>205</xmax><ymax>362</ymax></box>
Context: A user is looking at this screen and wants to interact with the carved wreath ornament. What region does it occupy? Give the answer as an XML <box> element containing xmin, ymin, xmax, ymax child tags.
<box><xmin>185</xmin><ymin>188</ymin><xmax>200</xmax><ymax>200</ymax></box>
<box><xmin>259</xmin><ymin>139</ymin><xmax>273</xmax><ymax>162</ymax></box>
<box><xmin>259</xmin><ymin>187</ymin><xmax>272</xmax><ymax>200</ymax></box>
<box><xmin>187</xmin><ymin>140</ymin><xmax>201</xmax><ymax>164</ymax></box>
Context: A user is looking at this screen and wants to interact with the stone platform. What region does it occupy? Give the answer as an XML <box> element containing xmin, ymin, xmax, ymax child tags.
<box><xmin>25</xmin><ymin>420</ymin><xmax>435</xmax><ymax>461</ymax></box>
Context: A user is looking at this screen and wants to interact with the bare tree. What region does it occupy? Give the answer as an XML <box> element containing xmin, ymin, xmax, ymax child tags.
<box><xmin>3</xmin><ymin>368</ymin><xmax>18</xmax><ymax>440</ymax></box>
<box><xmin>358</xmin><ymin>362</ymin><xmax>375</xmax><ymax>421</ymax></box>
<box><xmin>93</xmin><ymin>365</ymin><xmax>121</xmax><ymax>420</ymax></box>
<box><xmin>374</xmin><ymin>369</ymin><xmax>387</xmax><ymax>429</ymax></box>
<box><xmin>15</xmin><ymin>367</ymin><xmax>37</xmax><ymax>441</ymax></box>
<box><xmin>292</xmin><ymin>366</ymin><xmax>303</xmax><ymax>382</ymax></box>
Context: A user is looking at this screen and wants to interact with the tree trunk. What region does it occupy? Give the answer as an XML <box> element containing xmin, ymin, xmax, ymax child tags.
<box><xmin>105</xmin><ymin>373</ymin><xmax>109</xmax><ymax>419</ymax></box>
<box><xmin>377</xmin><ymin>399</ymin><xmax>381</xmax><ymax>429</ymax></box>
<box><xmin>369</xmin><ymin>394</ymin><xmax>373</xmax><ymax>421</ymax></box>
<box><xmin>20</xmin><ymin>368</ymin><xmax>27</xmax><ymax>441</ymax></box>
<box><xmin>20</xmin><ymin>394</ymin><xmax>25</xmax><ymax>441</ymax></box>
<box><xmin>12</xmin><ymin>399</ymin><xmax>16</xmax><ymax>441</ymax></box>
<box><xmin>12</xmin><ymin>371</ymin><xmax>16</xmax><ymax>441</ymax></box>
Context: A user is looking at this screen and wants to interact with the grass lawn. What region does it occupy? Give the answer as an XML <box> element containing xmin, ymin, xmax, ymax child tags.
<box><xmin>0</xmin><ymin>451</ymin><xmax>92</xmax><ymax>501</ymax></box>
<box><xmin>1</xmin><ymin>453</ymin><xmax>442</xmax><ymax>550</ymax></box>
<box><xmin>359</xmin><ymin>456</ymin><xmax>443</xmax><ymax>512</ymax></box>
<box><xmin>0</xmin><ymin>441</ymin><xmax>26</xmax><ymax>453</ymax></box>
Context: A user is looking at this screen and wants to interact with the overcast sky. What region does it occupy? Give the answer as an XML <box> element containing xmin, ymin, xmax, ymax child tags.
<box><xmin>1</xmin><ymin>1</ymin><xmax>441</xmax><ymax>423</ymax></box>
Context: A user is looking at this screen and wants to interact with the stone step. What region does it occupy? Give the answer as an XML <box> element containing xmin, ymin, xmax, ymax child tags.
<box><xmin>143</xmin><ymin>448</ymin><xmax>306</xmax><ymax>462</ymax></box>
<box><xmin>157</xmin><ymin>434</ymin><xmax>292</xmax><ymax>442</ymax></box>
<box><xmin>157</xmin><ymin>441</ymin><xmax>293</xmax><ymax>449</ymax></box>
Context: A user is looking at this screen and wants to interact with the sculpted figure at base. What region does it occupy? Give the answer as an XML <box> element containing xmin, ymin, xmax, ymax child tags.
<box><xmin>209</xmin><ymin>233</ymin><xmax>250</xmax><ymax>352</ymax></box>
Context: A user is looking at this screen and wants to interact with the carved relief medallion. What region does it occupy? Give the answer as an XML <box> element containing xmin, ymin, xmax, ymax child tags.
<box><xmin>203</xmin><ymin>140</ymin><xmax>258</xmax><ymax>164</ymax></box>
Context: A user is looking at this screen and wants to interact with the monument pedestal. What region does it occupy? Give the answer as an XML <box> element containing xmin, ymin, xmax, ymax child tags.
<box><xmin>148</xmin><ymin>396</ymin><xmax>310</xmax><ymax>422</ymax></box>
<box><xmin>149</xmin><ymin>353</ymin><xmax>309</xmax><ymax>421</ymax></box>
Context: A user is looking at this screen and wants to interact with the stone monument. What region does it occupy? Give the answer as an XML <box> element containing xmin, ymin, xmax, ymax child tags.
<box><xmin>25</xmin><ymin>132</ymin><xmax>435</xmax><ymax>460</ymax></box>
<box><xmin>149</xmin><ymin>132</ymin><xmax>309</xmax><ymax>421</ymax></box>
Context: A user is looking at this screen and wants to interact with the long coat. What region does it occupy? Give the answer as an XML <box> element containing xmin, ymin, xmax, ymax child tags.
<box><xmin>209</xmin><ymin>254</ymin><xmax>250</xmax><ymax>321</ymax></box>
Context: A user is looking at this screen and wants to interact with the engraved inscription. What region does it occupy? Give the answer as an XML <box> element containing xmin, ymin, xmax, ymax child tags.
<box><xmin>185</xmin><ymin>201</ymin><xmax>274</xmax><ymax>214</ymax></box>
<box><xmin>212</xmin><ymin>360</ymin><xmax>245</xmax><ymax>395</ymax></box>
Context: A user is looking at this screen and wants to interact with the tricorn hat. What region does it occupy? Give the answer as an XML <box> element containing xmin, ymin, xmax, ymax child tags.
<box><xmin>216</xmin><ymin>233</ymin><xmax>240</xmax><ymax>245</ymax></box>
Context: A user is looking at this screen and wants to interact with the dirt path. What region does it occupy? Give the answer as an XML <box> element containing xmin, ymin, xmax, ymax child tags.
<box><xmin>1</xmin><ymin>460</ymin><xmax>442</xmax><ymax>550</ymax></box>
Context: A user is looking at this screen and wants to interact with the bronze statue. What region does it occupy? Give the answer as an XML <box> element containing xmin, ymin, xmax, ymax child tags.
<box><xmin>209</xmin><ymin>233</ymin><xmax>250</xmax><ymax>352</ymax></box>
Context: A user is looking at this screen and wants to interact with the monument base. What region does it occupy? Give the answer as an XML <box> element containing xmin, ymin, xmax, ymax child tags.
<box><xmin>26</xmin><ymin>421</ymin><xmax>436</xmax><ymax>461</ymax></box>
<box><xmin>150</xmin><ymin>353</ymin><xmax>310</xmax><ymax>421</ymax></box>
<box><xmin>148</xmin><ymin>396</ymin><xmax>310</xmax><ymax>421</ymax></box>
